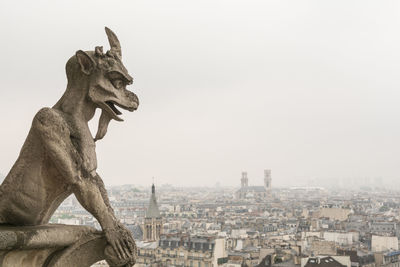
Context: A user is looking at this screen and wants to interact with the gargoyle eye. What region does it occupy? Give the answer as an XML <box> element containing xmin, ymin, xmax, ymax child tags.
<box><xmin>111</xmin><ymin>79</ymin><xmax>124</xmax><ymax>90</ymax></box>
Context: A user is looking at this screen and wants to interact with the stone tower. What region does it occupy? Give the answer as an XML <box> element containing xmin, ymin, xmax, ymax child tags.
<box><xmin>264</xmin><ymin>169</ymin><xmax>271</xmax><ymax>190</ymax></box>
<box><xmin>241</xmin><ymin>172</ymin><xmax>248</xmax><ymax>188</ymax></box>
<box><xmin>143</xmin><ymin>184</ymin><xmax>162</xmax><ymax>241</ymax></box>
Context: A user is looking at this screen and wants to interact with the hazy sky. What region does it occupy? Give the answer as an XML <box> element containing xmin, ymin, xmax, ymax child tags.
<box><xmin>0</xmin><ymin>0</ymin><xmax>399</xmax><ymax>187</ymax></box>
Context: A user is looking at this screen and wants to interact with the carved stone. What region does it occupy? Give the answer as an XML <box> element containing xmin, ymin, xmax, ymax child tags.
<box><xmin>0</xmin><ymin>224</ymin><xmax>107</xmax><ymax>266</ymax></box>
<box><xmin>0</xmin><ymin>27</ymin><xmax>139</xmax><ymax>266</ymax></box>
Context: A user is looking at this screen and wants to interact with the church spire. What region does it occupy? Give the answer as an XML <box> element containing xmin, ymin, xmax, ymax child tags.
<box><xmin>143</xmin><ymin>182</ymin><xmax>163</xmax><ymax>241</ymax></box>
<box><xmin>146</xmin><ymin>183</ymin><xmax>160</xmax><ymax>219</ymax></box>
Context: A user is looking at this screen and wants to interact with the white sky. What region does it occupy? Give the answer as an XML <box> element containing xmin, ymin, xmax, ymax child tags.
<box><xmin>0</xmin><ymin>0</ymin><xmax>399</xmax><ymax>187</ymax></box>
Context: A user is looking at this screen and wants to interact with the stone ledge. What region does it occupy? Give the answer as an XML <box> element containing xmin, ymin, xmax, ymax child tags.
<box><xmin>0</xmin><ymin>224</ymin><xmax>107</xmax><ymax>267</ymax></box>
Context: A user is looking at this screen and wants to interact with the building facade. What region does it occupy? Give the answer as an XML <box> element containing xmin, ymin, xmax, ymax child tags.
<box><xmin>136</xmin><ymin>234</ymin><xmax>226</xmax><ymax>267</ymax></box>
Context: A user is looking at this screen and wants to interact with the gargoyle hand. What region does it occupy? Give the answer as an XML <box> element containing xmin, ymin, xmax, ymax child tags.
<box><xmin>104</xmin><ymin>223</ymin><xmax>136</xmax><ymax>267</ymax></box>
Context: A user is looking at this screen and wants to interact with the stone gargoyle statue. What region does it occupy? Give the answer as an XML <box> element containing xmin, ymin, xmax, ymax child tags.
<box><xmin>0</xmin><ymin>27</ymin><xmax>138</xmax><ymax>267</ymax></box>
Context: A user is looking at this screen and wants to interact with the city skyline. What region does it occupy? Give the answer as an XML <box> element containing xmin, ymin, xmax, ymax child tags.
<box><xmin>53</xmin><ymin>180</ymin><xmax>400</xmax><ymax>267</ymax></box>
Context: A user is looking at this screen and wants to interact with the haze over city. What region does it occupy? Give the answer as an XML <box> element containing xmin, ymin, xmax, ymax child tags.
<box><xmin>0</xmin><ymin>0</ymin><xmax>399</xmax><ymax>187</ymax></box>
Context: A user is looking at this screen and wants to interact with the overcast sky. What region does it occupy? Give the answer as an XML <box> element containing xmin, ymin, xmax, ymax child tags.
<box><xmin>0</xmin><ymin>0</ymin><xmax>399</xmax><ymax>187</ymax></box>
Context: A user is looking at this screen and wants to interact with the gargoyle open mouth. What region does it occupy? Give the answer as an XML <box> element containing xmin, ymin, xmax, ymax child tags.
<box><xmin>106</xmin><ymin>101</ymin><xmax>122</xmax><ymax>115</ymax></box>
<box><xmin>102</xmin><ymin>99</ymin><xmax>138</xmax><ymax>124</ymax></box>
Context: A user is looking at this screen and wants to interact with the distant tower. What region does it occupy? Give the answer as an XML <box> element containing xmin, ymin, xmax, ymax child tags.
<box><xmin>264</xmin><ymin>169</ymin><xmax>271</xmax><ymax>190</ymax></box>
<box><xmin>241</xmin><ymin>172</ymin><xmax>248</xmax><ymax>188</ymax></box>
<box><xmin>143</xmin><ymin>184</ymin><xmax>162</xmax><ymax>241</ymax></box>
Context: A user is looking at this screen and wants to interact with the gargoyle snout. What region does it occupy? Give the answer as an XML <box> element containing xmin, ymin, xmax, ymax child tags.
<box><xmin>126</xmin><ymin>90</ymin><xmax>139</xmax><ymax>111</ymax></box>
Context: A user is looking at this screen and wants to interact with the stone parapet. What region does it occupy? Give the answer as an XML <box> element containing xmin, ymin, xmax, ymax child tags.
<box><xmin>0</xmin><ymin>224</ymin><xmax>108</xmax><ymax>267</ymax></box>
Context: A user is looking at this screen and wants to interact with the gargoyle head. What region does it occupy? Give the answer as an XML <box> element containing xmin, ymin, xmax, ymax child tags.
<box><xmin>65</xmin><ymin>27</ymin><xmax>139</xmax><ymax>141</ymax></box>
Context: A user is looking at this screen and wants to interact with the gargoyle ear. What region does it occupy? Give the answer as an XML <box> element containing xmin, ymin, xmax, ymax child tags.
<box><xmin>76</xmin><ymin>50</ymin><xmax>95</xmax><ymax>75</ymax></box>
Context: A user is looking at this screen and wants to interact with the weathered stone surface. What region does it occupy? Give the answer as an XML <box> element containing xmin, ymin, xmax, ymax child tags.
<box><xmin>0</xmin><ymin>27</ymin><xmax>138</xmax><ymax>266</ymax></box>
<box><xmin>0</xmin><ymin>232</ymin><xmax>17</xmax><ymax>250</ymax></box>
<box><xmin>0</xmin><ymin>224</ymin><xmax>108</xmax><ymax>267</ymax></box>
<box><xmin>1</xmin><ymin>248</ymin><xmax>57</xmax><ymax>267</ymax></box>
<box><xmin>0</xmin><ymin>224</ymin><xmax>99</xmax><ymax>250</ymax></box>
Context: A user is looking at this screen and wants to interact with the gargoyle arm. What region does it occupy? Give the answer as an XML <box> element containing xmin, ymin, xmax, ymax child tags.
<box><xmin>92</xmin><ymin>173</ymin><xmax>116</xmax><ymax>216</ymax></box>
<box><xmin>74</xmin><ymin>176</ymin><xmax>134</xmax><ymax>259</ymax></box>
<box><xmin>72</xmin><ymin>177</ymin><xmax>118</xmax><ymax>231</ymax></box>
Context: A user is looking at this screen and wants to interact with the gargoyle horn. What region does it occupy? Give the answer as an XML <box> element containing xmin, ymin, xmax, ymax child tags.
<box><xmin>105</xmin><ymin>27</ymin><xmax>122</xmax><ymax>59</ymax></box>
